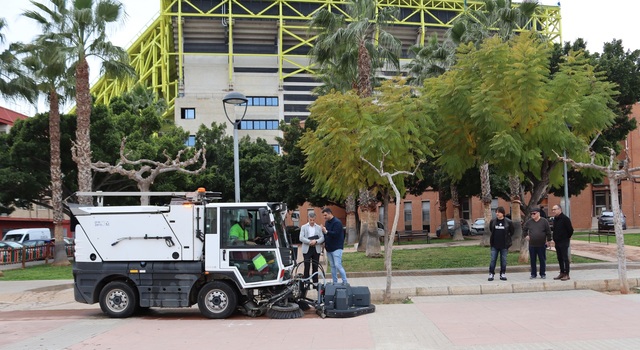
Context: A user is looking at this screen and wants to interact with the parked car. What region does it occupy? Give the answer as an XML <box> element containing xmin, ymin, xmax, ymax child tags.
<box><xmin>598</xmin><ymin>211</ymin><xmax>627</xmax><ymax>232</ymax></box>
<box><xmin>471</xmin><ymin>218</ymin><xmax>486</xmax><ymax>233</ymax></box>
<box><xmin>436</xmin><ymin>219</ymin><xmax>477</xmax><ymax>237</ymax></box>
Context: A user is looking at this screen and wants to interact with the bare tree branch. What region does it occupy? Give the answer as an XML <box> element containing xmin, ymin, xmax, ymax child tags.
<box><xmin>90</xmin><ymin>137</ymin><xmax>207</xmax><ymax>204</ymax></box>
<box><xmin>554</xmin><ymin>146</ymin><xmax>633</xmax><ymax>293</ymax></box>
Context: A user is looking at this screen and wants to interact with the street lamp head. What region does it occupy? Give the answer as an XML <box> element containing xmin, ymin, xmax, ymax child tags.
<box><xmin>222</xmin><ymin>91</ymin><xmax>249</xmax><ymax>125</ymax></box>
<box><xmin>223</xmin><ymin>91</ymin><xmax>248</xmax><ymax>105</ymax></box>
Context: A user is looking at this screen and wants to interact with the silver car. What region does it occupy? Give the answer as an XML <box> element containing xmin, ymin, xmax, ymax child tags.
<box><xmin>472</xmin><ymin>218</ymin><xmax>485</xmax><ymax>233</ymax></box>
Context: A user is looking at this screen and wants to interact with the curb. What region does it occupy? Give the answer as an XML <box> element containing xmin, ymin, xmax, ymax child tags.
<box><xmin>368</xmin><ymin>277</ymin><xmax>640</xmax><ymax>303</ymax></box>
<box><xmin>348</xmin><ymin>262</ymin><xmax>640</xmax><ymax>278</ymax></box>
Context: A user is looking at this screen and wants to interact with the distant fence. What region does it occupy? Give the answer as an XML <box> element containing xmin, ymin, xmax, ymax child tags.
<box><xmin>0</xmin><ymin>243</ymin><xmax>74</xmax><ymax>267</ymax></box>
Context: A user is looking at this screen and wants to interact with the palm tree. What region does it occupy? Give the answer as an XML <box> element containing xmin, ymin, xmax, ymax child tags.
<box><xmin>18</xmin><ymin>36</ymin><xmax>74</xmax><ymax>266</ymax></box>
<box><xmin>0</xmin><ymin>18</ymin><xmax>36</xmax><ymax>102</ymax></box>
<box><xmin>405</xmin><ymin>34</ymin><xmax>456</xmax><ymax>86</ymax></box>
<box><xmin>308</xmin><ymin>0</ymin><xmax>402</xmax><ymax>256</ymax></box>
<box><xmin>24</xmin><ymin>0</ymin><xmax>135</xmax><ymax>206</ymax></box>
<box><xmin>309</xmin><ymin>0</ymin><xmax>401</xmax><ymax>96</ymax></box>
<box><xmin>449</xmin><ymin>0</ymin><xmax>539</xmax><ymax>46</ymax></box>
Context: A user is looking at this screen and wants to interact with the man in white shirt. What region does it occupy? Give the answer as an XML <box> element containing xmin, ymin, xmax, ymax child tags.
<box><xmin>299</xmin><ymin>212</ymin><xmax>324</xmax><ymax>284</ymax></box>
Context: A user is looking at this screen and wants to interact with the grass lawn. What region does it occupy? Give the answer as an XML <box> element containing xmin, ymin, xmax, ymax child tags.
<box><xmin>342</xmin><ymin>245</ymin><xmax>600</xmax><ymax>273</ymax></box>
<box><xmin>572</xmin><ymin>232</ymin><xmax>640</xmax><ymax>246</ymax></box>
<box><xmin>1</xmin><ymin>264</ymin><xmax>73</xmax><ymax>280</ymax></box>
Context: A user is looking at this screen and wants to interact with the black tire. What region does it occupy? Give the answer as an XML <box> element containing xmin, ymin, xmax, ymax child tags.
<box><xmin>99</xmin><ymin>281</ymin><xmax>138</xmax><ymax>318</ymax></box>
<box><xmin>197</xmin><ymin>281</ymin><xmax>238</xmax><ymax>319</ymax></box>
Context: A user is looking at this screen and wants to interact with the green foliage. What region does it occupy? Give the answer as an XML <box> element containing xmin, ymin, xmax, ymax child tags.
<box><xmin>425</xmin><ymin>32</ymin><xmax>617</xmax><ymax>189</ymax></box>
<box><xmin>547</xmin><ymin>39</ymin><xmax>637</xmax><ymax>197</ymax></box>
<box><xmin>300</xmin><ymin>78</ymin><xmax>434</xmax><ymax>202</ymax></box>
<box><xmin>0</xmin><ymin>19</ymin><xmax>37</xmax><ymax>102</ymax></box>
<box><xmin>271</xmin><ymin>119</ymin><xmax>332</xmax><ymax>210</ymax></box>
<box><xmin>188</xmin><ymin>122</ymin><xmax>283</xmax><ymax>202</ymax></box>
<box><xmin>308</xmin><ymin>0</ymin><xmax>401</xmax><ymax>96</ymax></box>
<box><xmin>449</xmin><ymin>0</ymin><xmax>539</xmax><ymax>46</ymax></box>
<box><xmin>0</xmin><ymin>113</ymin><xmax>77</xmax><ymax>212</ymax></box>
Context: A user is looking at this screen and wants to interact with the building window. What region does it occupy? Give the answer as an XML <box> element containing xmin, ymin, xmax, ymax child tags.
<box><xmin>404</xmin><ymin>202</ymin><xmax>412</xmax><ymax>231</ymax></box>
<box><xmin>240</xmin><ymin>120</ymin><xmax>280</xmax><ymax>130</ymax></box>
<box><xmin>421</xmin><ymin>201</ymin><xmax>430</xmax><ymax>232</ymax></box>
<box><xmin>247</xmin><ymin>96</ymin><xmax>279</xmax><ymax>106</ymax></box>
<box><xmin>461</xmin><ymin>198</ymin><xmax>470</xmax><ymax>220</ymax></box>
<box><xmin>271</xmin><ymin>145</ymin><xmax>280</xmax><ymax>154</ymax></box>
<box><xmin>491</xmin><ymin>198</ymin><xmax>499</xmax><ymax>219</ymax></box>
<box><xmin>184</xmin><ymin>135</ymin><xmax>196</xmax><ymax>147</ymax></box>
<box><xmin>181</xmin><ymin>108</ymin><xmax>196</xmax><ymax>119</ymax></box>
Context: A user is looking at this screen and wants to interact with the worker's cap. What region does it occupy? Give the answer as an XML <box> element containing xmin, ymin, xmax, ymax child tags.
<box><xmin>530</xmin><ymin>207</ymin><xmax>541</xmax><ymax>213</ymax></box>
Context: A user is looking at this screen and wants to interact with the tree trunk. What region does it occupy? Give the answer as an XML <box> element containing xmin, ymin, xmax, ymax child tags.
<box><xmin>450</xmin><ymin>183</ymin><xmax>463</xmax><ymax>240</ymax></box>
<box><xmin>358</xmin><ymin>188</ymin><xmax>381</xmax><ymax>257</ymax></box>
<box><xmin>357</xmin><ymin>39</ymin><xmax>372</xmax><ymax>97</ymax></box>
<box><xmin>480</xmin><ymin>162</ymin><xmax>492</xmax><ymax>246</ymax></box>
<box><xmin>75</xmin><ymin>57</ymin><xmax>93</xmax><ymax>205</ymax></box>
<box><xmin>49</xmin><ymin>91</ymin><xmax>70</xmax><ymax>266</ymax></box>
<box><xmin>384</xmin><ymin>179</ymin><xmax>403</xmax><ymax>303</ymax></box>
<box><xmin>524</xmin><ymin>158</ymin><xmax>552</xmax><ymax>212</ymax></box>
<box><xmin>438</xmin><ymin>187</ymin><xmax>449</xmax><ymax>238</ymax></box>
<box><xmin>509</xmin><ymin>174</ymin><xmax>523</xmax><ymax>252</ymax></box>
<box><xmin>609</xmin><ymin>176</ymin><xmax>629</xmax><ymax>294</ymax></box>
<box><xmin>138</xmin><ymin>181</ymin><xmax>152</xmax><ymax>205</ymax></box>
<box><xmin>346</xmin><ymin>194</ymin><xmax>358</xmax><ymax>245</ymax></box>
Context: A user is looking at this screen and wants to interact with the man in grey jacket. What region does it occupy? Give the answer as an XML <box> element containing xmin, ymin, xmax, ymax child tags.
<box><xmin>299</xmin><ymin>212</ymin><xmax>324</xmax><ymax>284</ymax></box>
<box><xmin>523</xmin><ymin>207</ymin><xmax>552</xmax><ymax>279</ymax></box>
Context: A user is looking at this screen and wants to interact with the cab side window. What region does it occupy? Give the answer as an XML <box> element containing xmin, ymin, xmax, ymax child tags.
<box><xmin>205</xmin><ymin>208</ymin><xmax>217</xmax><ymax>234</ymax></box>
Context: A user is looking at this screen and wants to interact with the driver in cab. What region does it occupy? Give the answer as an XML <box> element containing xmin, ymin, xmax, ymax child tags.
<box><xmin>229</xmin><ymin>214</ymin><xmax>255</xmax><ymax>245</ymax></box>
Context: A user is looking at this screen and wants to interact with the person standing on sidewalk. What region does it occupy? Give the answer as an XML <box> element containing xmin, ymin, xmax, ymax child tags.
<box><xmin>488</xmin><ymin>206</ymin><xmax>515</xmax><ymax>281</ymax></box>
<box><xmin>523</xmin><ymin>207</ymin><xmax>552</xmax><ymax>279</ymax></box>
<box><xmin>321</xmin><ymin>208</ymin><xmax>348</xmax><ymax>284</ymax></box>
<box><xmin>299</xmin><ymin>212</ymin><xmax>324</xmax><ymax>284</ymax></box>
<box><xmin>551</xmin><ymin>205</ymin><xmax>574</xmax><ymax>281</ymax></box>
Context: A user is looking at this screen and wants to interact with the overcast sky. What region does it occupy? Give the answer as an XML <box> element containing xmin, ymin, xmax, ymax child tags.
<box><xmin>2</xmin><ymin>0</ymin><xmax>639</xmax><ymax>114</ymax></box>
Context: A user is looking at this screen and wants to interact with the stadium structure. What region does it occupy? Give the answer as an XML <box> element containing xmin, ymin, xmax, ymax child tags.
<box><xmin>91</xmin><ymin>0</ymin><xmax>561</xmax><ymax>152</ymax></box>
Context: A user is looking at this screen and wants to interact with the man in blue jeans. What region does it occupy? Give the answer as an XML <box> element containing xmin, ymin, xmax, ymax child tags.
<box><xmin>321</xmin><ymin>207</ymin><xmax>348</xmax><ymax>284</ymax></box>
<box><xmin>488</xmin><ymin>206</ymin><xmax>514</xmax><ymax>281</ymax></box>
<box><xmin>523</xmin><ymin>207</ymin><xmax>552</xmax><ymax>279</ymax></box>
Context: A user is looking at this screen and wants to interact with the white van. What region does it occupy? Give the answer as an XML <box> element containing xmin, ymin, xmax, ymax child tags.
<box><xmin>1</xmin><ymin>228</ymin><xmax>52</xmax><ymax>244</ymax></box>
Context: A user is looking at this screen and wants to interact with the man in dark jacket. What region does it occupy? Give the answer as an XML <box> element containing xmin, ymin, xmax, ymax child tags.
<box><xmin>523</xmin><ymin>207</ymin><xmax>552</xmax><ymax>279</ymax></box>
<box><xmin>488</xmin><ymin>207</ymin><xmax>515</xmax><ymax>281</ymax></box>
<box><xmin>551</xmin><ymin>205</ymin><xmax>574</xmax><ymax>281</ymax></box>
<box><xmin>321</xmin><ymin>207</ymin><xmax>348</xmax><ymax>284</ymax></box>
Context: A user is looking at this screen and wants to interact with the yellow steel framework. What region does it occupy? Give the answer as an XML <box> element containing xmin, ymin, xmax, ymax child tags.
<box><xmin>91</xmin><ymin>0</ymin><xmax>561</xmax><ymax>118</ymax></box>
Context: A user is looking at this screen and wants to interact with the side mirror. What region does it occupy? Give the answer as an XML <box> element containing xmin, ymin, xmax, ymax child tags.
<box><xmin>259</xmin><ymin>207</ymin><xmax>271</xmax><ymax>225</ymax></box>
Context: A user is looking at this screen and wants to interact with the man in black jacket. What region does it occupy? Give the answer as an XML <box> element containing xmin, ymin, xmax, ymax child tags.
<box><xmin>488</xmin><ymin>207</ymin><xmax>514</xmax><ymax>281</ymax></box>
<box><xmin>551</xmin><ymin>205</ymin><xmax>574</xmax><ymax>281</ymax></box>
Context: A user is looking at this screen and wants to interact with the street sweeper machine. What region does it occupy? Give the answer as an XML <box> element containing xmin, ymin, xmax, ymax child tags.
<box><xmin>69</xmin><ymin>188</ymin><xmax>375</xmax><ymax>319</ymax></box>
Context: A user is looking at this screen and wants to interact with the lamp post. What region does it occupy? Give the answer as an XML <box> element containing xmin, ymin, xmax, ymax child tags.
<box><xmin>223</xmin><ymin>91</ymin><xmax>248</xmax><ymax>202</ymax></box>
